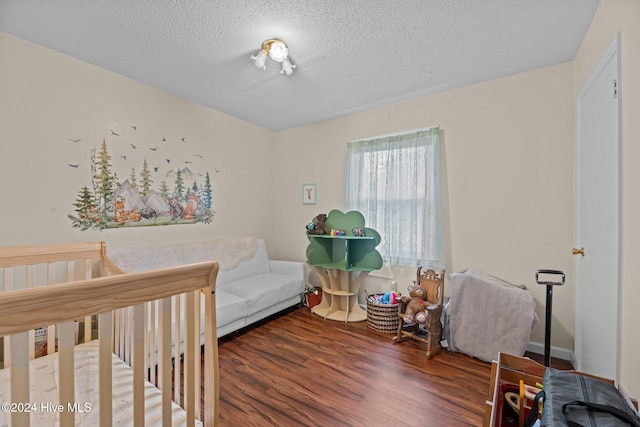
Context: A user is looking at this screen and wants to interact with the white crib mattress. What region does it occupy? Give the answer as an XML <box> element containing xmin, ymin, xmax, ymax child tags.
<box><xmin>0</xmin><ymin>340</ymin><xmax>202</xmax><ymax>426</ymax></box>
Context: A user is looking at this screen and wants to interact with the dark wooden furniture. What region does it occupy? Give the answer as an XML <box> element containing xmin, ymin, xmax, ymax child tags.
<box><xmin>392</xmin><ymin>267</ymin><xmax>445</xmax><ymax>359</ymax></box>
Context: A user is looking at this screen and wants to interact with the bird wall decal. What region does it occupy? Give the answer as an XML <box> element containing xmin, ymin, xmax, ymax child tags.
<box><xmin>110</xmin><ymin>129</ymin><xmax>119</xmax><ymax>136</ymax></box>
<box><xmin>68</xmin><ymin>138</ymin><xmax>82</xmax><ymax>143</ymax></box>
<box><xmin>68</xmin><ymin>163</ymin><xmax>80</xmax><ymax>168</ymax></box>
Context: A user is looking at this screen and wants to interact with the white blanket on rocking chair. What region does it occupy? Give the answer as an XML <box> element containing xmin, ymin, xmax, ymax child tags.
<box><xmin>446</xmin><ymin>269</ymin><xmax>539</xmax><ymax>362</ymax></box>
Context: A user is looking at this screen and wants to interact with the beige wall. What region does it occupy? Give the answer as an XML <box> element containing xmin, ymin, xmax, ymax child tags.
<box><xmin>573</xmin><ymin>0</ymin><xmax>640</xmax><ymax>399</ymax></box>
<box><xmin>0</xmin><ymin>32</ymin><xmax>277</xmax><ymax>250</ymax></box>
<box><xmin>273</xmin><ymin>62</ymin><xmax>576</xmax><ymax>350</ymax></box>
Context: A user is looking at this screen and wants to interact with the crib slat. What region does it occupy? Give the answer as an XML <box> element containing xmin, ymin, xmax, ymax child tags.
<box><xmin>116</xmin><ymin>309</ymin><xmax>127</xmax><ymax>364</ymax></box>
<box><xmin>47</xmin><ymin>263</ymin><xmax>57</xmax><ymax>356</ymax></box>
<box><xmin>1</xmin><ymin>266</ymin><xmax>9</xmax><ymax>292</ymax></box>
<box><xmin>98</xmin><ymin>257</ymin><xmax>112</xmax><ymax>427</ymax></box>
<box><xmin>132</xmin><ymin>303</ymin><xmax>145</xmax><ymax>427</ymax></box>
<box><xmin>58</xmin><ymin>321</ymin><xmax>76</xmax><ymax>427</ymax></box>
<box><xmin>44</xmin><ymin>325</ymin><xmax>56</xmax><ymax>356</ymax></box>
<box><xmin>158</xmin><ymin>296</ymin><xmax>172</xmax><ymax>427</ymax></box>
<box><xmin>125</xmin><ymin>308</ymin><xmax>132</xmax><ymax>368</ymax></box>
<box><xmin>194</xmin><ymin>291</ymin><xmax>202</xmax><ymax>420</ymax></box>
<box><xmin>9</xmin><ymin>331</ymin><xmax>30</xmax><ymax>427</ymax></box>
<box><xmin>27</xmin><ymin>265</ymin><xmax>35</xmax><ymax>360</ymax></box>
<box><xmin>84</xmin><ymin>258</ymin><xmax>93</xmax><ymax>342</ymax></box>
<box><xmin>203</xmin><ymin>286</ymin><xmax>219</xmax><ymax>426</ymax></box>
<box><xmin>173</xmin><ymin>294</ymin><xmax>181</xmax><ymax>403</ymax></box>
<box><xmin>67</xmin><ymin>260</ymin><xmax>74</xmax><ymax>282</ymax></box>
<box><xmin>98</xmin><ymin>311</ymin><xmax>113</xmax><ymax>427</ymax></box>
<box><xmin>184</xmin><ymin>291</ymin><xmax>196</xmax><ymax>427</ymax></box>
<box><xmin>148</xmin><ymin>301</ymin><xmax>157</xmax><ymax>385</ymax></box>
<box><xmin>3</xmin><ymin>268</ymin><xmax>13</xmax><ymax>368</ymax></box>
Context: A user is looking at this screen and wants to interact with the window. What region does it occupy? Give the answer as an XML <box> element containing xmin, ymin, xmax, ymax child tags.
<box><xmin>345</xmin><ymin>127</ymin><xmax>443</xmax><ymax>268</ymax></box>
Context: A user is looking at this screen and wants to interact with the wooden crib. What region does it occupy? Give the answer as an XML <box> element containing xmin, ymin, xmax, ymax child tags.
<box><xmin>0</xmin><ymin>241</ymin><xmax>219</xmax><ymax>426</ymax></box>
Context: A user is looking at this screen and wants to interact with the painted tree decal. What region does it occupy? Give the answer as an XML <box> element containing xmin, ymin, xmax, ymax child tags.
<box><xmin>160</xmin><ymin>180</ymin><xmax>170</xmax><ymax>201</ymax></box>
<box><xmin>94</xmin><ymin>139</ymin><xmax>115</xmax><ymax>213</ymax></box>
<box><xmin>140</xmin><ymin>159</ymin><xmax>152</xmax><ymax>197</ymax></box>
<box><xmin>68</xmin><ymin>186</ymin><xmax>103</xmax><ymax>230</ymax></box>
<box><xmin>129</xmin><ymin>167</ymin><xmax>138</xmax><ymax>193</ymax></box>
<box><xmin>174</xmin><ymin>168</ymin><xmax>185</xmax><ymax>201</ymax></box>
<box><xmin>204</xmin><ymin>172</ymin><xmax>212</xmax><ymax>209</ymax></box>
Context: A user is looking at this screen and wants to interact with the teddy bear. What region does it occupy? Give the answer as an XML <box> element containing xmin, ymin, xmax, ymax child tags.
<box><xmin>401</xmin><ymin>282</ymin><xmax>429</xmax><ymax>325</ymax></box>
<box><xmin>307</xmin><ymin>213</ymin><xmax>330</xmax><ymax>235</ymax></box>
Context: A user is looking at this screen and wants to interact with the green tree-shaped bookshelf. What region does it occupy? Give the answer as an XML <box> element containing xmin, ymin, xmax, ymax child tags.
<box><xmin>306</xmin><ymin>209</ymin><xmax>383</xmax><ymax>322</ymax></box>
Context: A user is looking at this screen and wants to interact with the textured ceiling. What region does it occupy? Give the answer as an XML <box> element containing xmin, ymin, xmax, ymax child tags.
<box><xmin>0</xmin><ymin>0</ymin><xmax>600</xmax><ymax>131</ymax></box>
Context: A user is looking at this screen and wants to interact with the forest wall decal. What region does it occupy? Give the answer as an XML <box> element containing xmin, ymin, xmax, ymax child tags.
<box><xmin>68</xmin><ymin>126</ymin><xmax>215</xmax><ymax>230</ymax></box>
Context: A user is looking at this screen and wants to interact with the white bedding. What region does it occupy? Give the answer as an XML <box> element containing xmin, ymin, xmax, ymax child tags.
<box><xmin>0</xmin><ymin>340</ymin><xmax>202</xmax><ymax>427</ymax></box>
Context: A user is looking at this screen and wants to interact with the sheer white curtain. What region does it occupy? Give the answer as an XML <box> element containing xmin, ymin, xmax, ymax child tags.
<box><xmin>345</xmin><ymin>127</ymin><xmax>443</xmax><ymax>268</ymax></box>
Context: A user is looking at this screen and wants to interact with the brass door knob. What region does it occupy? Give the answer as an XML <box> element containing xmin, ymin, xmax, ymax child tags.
<box><xmin>572</xmin><ymin>247</ymin><xmax>585</xmax><ymax>256</ymax></box>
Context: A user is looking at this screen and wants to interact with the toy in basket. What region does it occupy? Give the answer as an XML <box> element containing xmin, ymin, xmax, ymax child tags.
<box><xmin>366</xmin><ymin>291</ymin><xmax>400</xmax><ymax>334</ymax></box>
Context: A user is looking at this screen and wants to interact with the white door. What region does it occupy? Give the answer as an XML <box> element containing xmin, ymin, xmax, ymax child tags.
<box><xmin>575</xmin><ymin>34</ymin><xmax>620</xmax><ymax>381</ymax></box>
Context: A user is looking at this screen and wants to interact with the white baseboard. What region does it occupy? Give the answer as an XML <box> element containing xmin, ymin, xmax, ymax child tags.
<box><xmin>527</xmin><ymin>341</ymin><xmax>575</xmax><ymax>365</ymax></box>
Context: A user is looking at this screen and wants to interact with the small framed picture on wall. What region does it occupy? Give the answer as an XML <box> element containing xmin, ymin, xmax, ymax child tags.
<box><xmin>302</xmin><ymin>184</ymin><xmax>316</xmax><ymax>205</ymax></box>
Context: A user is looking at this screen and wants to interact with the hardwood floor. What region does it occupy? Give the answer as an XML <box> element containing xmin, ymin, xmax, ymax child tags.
<box><xmin>216</xmin><ymin>307</ymin><xmax>491</xmax><ymax>426</ymax></box>
<box><xmin>179</xmin><ymin>306</ymin><xmax>572</xmax><ymax>426</ymax></box>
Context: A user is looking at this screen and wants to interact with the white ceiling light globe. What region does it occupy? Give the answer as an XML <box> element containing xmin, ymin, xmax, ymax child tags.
<box><xmin>280</xmin><ymin>57</ymin><xmax>296</xmax><ymax>75</ymax></box>
<box><xmin>269</xmin><ymin>41</ymin><xmax>288</xmax><ymax>62</ymax></box>
<box><xmin>251</xmin><ymin>50</ymin><xmax>267</xmax><ymax>69</ymax></box>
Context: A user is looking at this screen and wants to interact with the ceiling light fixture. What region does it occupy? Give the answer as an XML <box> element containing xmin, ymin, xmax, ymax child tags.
<box><xmin>251</xmin><ymin>39</ymin><xmax>296</xmax><ymax>76</ymax></box>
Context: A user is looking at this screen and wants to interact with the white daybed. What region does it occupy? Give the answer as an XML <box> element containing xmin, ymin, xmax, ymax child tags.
<box><xmin>106</xmin><ymin>237</ymin><xmax>305</xmax><ymax>341</ymax></box>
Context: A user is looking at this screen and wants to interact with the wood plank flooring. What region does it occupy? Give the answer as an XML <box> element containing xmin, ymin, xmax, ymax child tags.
<box><xmin>179</xmin><ymin>306</ymin><xmax>572</xmax><ymax>426</ymax></box>
<box><xmin>216</xmin><ymin>307</ymin><xmax>491</xmax><ymax>427</ymax></box>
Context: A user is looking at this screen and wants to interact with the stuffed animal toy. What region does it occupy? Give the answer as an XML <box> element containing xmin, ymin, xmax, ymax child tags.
<box><xmin>352</xmin><ymin>227</ymin><xmax>366</xmax><ymax>237</ymax></box>
<box><xmin>381</xmin><ymin>290</ymin><xmax>398</xmax><ymax>304</ymax></box>
<box><xmin>307</xmin><ymin>213</ymin><xmax>330</xmax><ymax>235</ymax></box>
<box><xmin>401</xmin><ymin>282</ymin><xmax>429</xmax><ymax>324</ymax></box>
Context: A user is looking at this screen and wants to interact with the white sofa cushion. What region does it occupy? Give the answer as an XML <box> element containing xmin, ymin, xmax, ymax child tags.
<box><xmin>214</xmin><ymin>290</ymin><xmax>247</xmax><ymax>328</ymax></box>
<box><xmin>223</xmin><ymin>272</ymin><xmax>303</xmax><ymax>316</ymax></box>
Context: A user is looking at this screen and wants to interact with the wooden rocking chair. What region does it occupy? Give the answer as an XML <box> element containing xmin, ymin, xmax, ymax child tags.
<box><xmin>392</xmin><ymin>267</ymin><xmax>445</xmax><ymax>359</ymax></box>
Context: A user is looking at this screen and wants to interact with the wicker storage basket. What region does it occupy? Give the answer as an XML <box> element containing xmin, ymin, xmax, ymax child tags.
<box><xmin>366</xmin><ymin>293</ymin><xmax>399</xmax><ymax>334</ymax></box>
